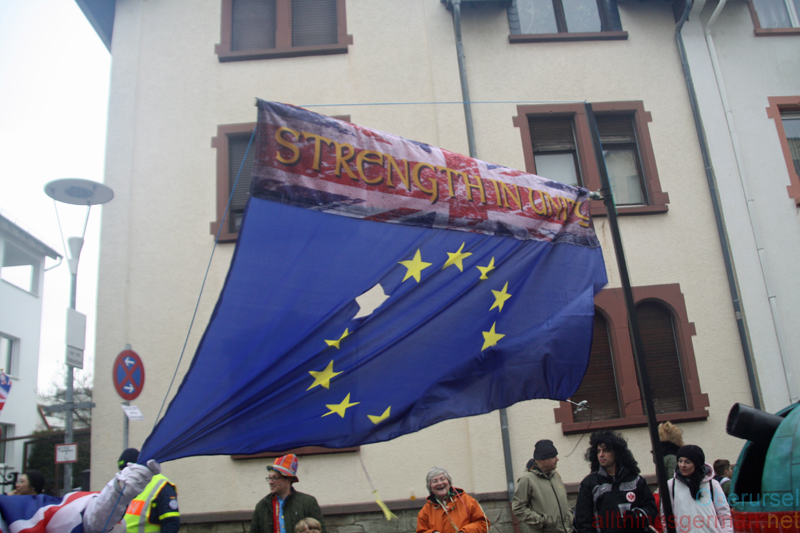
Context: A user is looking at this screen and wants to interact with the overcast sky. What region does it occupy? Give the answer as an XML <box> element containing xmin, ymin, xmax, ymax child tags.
<box><xmin>0</xmin><ymin>0</ymin><xmax>111</xmax><ymax>393</ymax></box>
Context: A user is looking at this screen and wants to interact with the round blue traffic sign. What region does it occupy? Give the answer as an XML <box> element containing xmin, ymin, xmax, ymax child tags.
<box><xmin>113</xmin><ymin>350</ymin><xmax>145</xmax><ymax>401</ymax></box>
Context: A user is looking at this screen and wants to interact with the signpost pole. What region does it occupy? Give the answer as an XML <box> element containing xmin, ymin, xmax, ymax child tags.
<box><xmin>123</xmin><ymin>400</ymin><xmax>129</xmax><ymax>449</ymax></box>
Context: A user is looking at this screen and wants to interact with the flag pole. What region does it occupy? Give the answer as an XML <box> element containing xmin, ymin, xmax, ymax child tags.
<box><xmin>584</xmin><ymin>102</ymin><xmax>675</xmax><ymax>533</ymax></box>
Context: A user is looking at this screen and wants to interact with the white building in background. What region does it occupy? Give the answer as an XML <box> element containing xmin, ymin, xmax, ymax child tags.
<box><xmin>680</xmin><ymin>0</ymin><xmax>800</xmax><ymax>413</ymax></box>
<box><xmin>0</xmin><ymin>209</ymin><xmax>61</xmax><ymax>481</ymax></box>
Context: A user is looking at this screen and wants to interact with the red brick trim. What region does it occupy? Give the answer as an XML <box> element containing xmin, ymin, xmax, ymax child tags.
<box><xmin>512</xmin><ymin>101</ymin><xmax>669</xmax><ymax>217</ymax></box>
<box><xmin>553</xmin><ymin>284</ymin><xmax>709</xmax><ymax>435</ymax></box>
<box><xmin>509</xmin><ymin>31</ymin><xmax>627</xmax><ymax>43</ymax></box>
<box><xmin>766</xmin><ymin>96</ymin><xmax>800</xmax><ymax>204</ymax></box>
<box><xmin>747</xmin><ymin>1</ymin><xmax>800</xmax><ymax>36</ymax></box>
<box><xmin>216</xmin><ymin>0</ymin><xmax>352</xmax><ymax>62</ymax></box>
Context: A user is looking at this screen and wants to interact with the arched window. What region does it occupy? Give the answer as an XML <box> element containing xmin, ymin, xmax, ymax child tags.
<box><xmin>636</xmin><ymin>301</ymin><xmax>687</xmax><ymax>414</ymax></box>
<box><xmin>571</xmin><ymin>313</ymin><xmax>620</xmax><ymax>423</ymax></box>
<box><xmin>554</xmin><ymin>284</ymin><xmax>708</xmax><ymax>434</ymax></box>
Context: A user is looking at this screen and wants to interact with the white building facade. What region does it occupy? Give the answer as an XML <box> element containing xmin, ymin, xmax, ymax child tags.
<box><xmin>81</xmin><ymin>0</ymin><xmax>765</xmax><ymax>529</ymax></box>
<box><xmin>680</xmin><ymin>0</ymin><xmax>800</xmax><ymax>413</ymax></box>
<box><xmin>0</xmin><ymin>210</ymin><xmax>61</xmax><ymax>481</ymax></box>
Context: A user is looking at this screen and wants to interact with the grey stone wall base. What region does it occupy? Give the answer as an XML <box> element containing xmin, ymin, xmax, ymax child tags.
<box><xmin>179</xmin><ymin>500</ymin><xmax>518</xmax><ymax>533</ymax></box>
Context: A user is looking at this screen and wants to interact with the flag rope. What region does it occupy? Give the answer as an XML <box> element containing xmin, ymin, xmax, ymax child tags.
<box><xmin>152</xmin><ymin>127</ymin><xmax>257</xmax><ymax>429</ymax></box>
<box><xmin>299</xmin><ymin>99</ymin><xmax>585</xmax><ymax>108</ymax></box>
<box><xmin>358</xmin><ymin>453</ymin><xmax>397</xmax><ymax>521</ymax></box>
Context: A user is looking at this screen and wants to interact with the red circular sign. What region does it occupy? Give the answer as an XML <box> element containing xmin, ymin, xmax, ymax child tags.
<box><xmin>113</xmin><ymin>350</ymin><xmax>145</xmax><ymax>401</ymax></box>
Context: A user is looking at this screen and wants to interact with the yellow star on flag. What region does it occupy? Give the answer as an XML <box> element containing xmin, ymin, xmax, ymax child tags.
<box><xmin>399</xmin><ymin>249</ymin><xmax>431</xmax><ymax>283</ymax></box>
<box><xmin>482</xmin><ymin>322</ymin><xmax>505</xmax><ymax>351</ymax></box>
<box><xmin>322</xmin><ymin>393</ymin><xmax>360</xmax><ymax>418</ymax></box>
<box><xmin>442</xmin><ymin>242</ymin><xmax>472</xmax><ymax>272</ymax></box>
<box><xmin>490</xmin><ymin>282</ymin><xmax>512</xmax><ymax>312</ymax></box>
<box><xmin>368</xmin><ymin>406</ymin><xmax>391</xmax><ymax>425</ymax></box>
<box><xmin>477</xmin><ymin>257</ymin><xmax>496</xmax><ymax>280</ymax></box>
<box><xmin>307</xmin><ymin>361</ymin><xmax>342</xmax><ymax>391</ymax></box>
<box><xmin>325</xmin><ymin>328</ymin><xmax>350</xmax><ymax>349</ymax></box>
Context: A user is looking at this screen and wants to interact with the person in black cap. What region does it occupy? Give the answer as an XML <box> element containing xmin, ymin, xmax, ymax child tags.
<box><xmin>512</xmin><ymin>439</ymin><xmax>573</xmax><ymax>533</ymax></box>
<box><xmin>118</xmin><ymin>448</ymin><xmax>180</xmax><ymax>533</ymax></box>
<box><xmin>661</xmin><ymin>445</ymin><xmax>732</xmax><ymax>533</ymax></box>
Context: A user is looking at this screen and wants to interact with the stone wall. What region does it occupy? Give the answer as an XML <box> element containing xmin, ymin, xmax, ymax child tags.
<box><xmin>180</xmin><ymin>497</ymin><xmax>518</xmax><ymax>533</ymax></box>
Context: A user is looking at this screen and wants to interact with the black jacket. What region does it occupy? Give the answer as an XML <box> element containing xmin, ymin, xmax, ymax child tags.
<box><xmin>574</xmin><ymin>466</ymin><xmax>656</xmax><ymax>533</ymax></box>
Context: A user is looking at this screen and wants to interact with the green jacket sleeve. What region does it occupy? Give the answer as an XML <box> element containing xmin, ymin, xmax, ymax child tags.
<box><xmin>512</xmin><ymin>475</ymin><xmax>545</xmax><ymax>528</ymax></box>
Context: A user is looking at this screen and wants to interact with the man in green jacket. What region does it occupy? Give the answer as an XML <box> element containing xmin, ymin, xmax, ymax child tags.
<box><xmin>512</xmin><ymin>440</ymin><xmax>573</xmax><ymax>533</ymax></box>
<box><xmin>250</xmin><ymin>454</ymin><xmax>326</xmax><ymax>533</ymax></box>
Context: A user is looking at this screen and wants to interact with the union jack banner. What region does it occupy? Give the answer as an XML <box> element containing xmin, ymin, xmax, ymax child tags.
<box><xmin>0</xmin><ymin>492</ymin><xmax>95</xmax><ymax>533</ymax></box>
<box><xmin>0</xmin><ymin>372</ymin><xmax>11</xmax><ymax>416</ymax></box>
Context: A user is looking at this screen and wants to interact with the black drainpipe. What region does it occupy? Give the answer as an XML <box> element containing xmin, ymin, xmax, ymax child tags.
<box><xmin>447</xmin><ymin>0</ymin><xmax>516</xmax><ymax>503</ymax></box>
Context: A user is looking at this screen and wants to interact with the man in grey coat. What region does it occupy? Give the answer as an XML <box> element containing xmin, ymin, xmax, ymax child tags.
<box><xmin>512</xmin><ymin>440</ymin><xmax>573</xmax><ymax>533</ymax></box>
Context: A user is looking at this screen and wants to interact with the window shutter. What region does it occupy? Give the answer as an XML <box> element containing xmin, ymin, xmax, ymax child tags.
<box><xmin>232</xmin><ymin>0</ymin><xmax>276</xmax><ymax>51</ymax></box>
<box><xmin>529</xmin><ymin>116</ymin><xmax>576</xmax><ymax>152</ymax></box>
<box><xmin>228</xmin><ymin>133</ymin><xmax>256</xmax><ymax>230</ymax></box>
<box><xmin>635</xmin><ymin>302</ymin><xmax>688</xmax><ymax>414</ymax></box>
<box><xmin>596</xmin><ymin>113</ymin><xmax>636</xmax><ymax>145</ymax></box>
<box><xmin>572</xmin><ymin>313</ymin><xmax>621</xmax><ymax>422</ymax></box>
<box><xmin>292</xmin><ymin>0</ymin><xmax>338</xmax><ymax>47</ymax></box>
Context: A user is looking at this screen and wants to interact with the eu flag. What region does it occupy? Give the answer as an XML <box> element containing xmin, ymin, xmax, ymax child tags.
<box><xmin>138</xmin><ymin>101</ymin><xmax>607</xmax><ymax>462</ymax></box>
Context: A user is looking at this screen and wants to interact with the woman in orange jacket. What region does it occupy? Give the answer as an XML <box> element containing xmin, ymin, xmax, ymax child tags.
<box><xmin>417</xmin><ymin>467</ymin><xmax>490</xmax><ymax>533</ymax></box>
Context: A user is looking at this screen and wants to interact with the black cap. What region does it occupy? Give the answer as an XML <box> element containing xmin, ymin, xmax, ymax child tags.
<box><xmin>677</xmin><ymin>444</ymin><xmax>705</xmax><ymax>469</ymax></box>
<box><xmin>118</xmin><ymin>448</ymin><xmax>140</xmax><ymax>470</ymax></box>
<box><xmin>533</xmin><ymin>439</ymin><xmax>558</xmax><ymax>460</ymax></box>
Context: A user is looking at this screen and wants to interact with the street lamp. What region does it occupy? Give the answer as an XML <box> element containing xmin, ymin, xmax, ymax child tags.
<box><xmin>44</xmin><ymin>178</ymin><xmax>113</xmax><ymax>493</ymax></box>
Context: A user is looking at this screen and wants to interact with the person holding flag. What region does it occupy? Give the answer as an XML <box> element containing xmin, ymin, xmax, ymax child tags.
<box><xmin>0</xmin><ymin>459</ymin><xmax>161</xmax><ymax>533</ymax></box>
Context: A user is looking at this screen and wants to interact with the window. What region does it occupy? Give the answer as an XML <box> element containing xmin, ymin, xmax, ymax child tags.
<box><xmin>554</xmin><ymin>284</ymin><xmax>709</xmax><ymax>434</ymax></box>
<box><xmin>0</xmin><ymin>424</ymin><xmax>13</xmax><ymax>465</ymax></box>
<box><xmin>216</xmin><ymin>0</ymin><xmax>352</xmax><ymax>62</ymax></box>
<box><xmin>748</xmin><ymin>0</ymin><xmax>800</xmax><ymax>34</ymax></box>
<box><xmin>0</xmin><ymin>334</ymin><xmax>16</xmax><ymax>377</ymax></box>
<box><xmin>766</xmin><ymin>97</ymin><xmax>800</xmax><ymax>204</ymax></box>
<box><xmin>508</xmin><ymin>0</ymin><xmax>627</xmax><ymax>43</ymax></box>
<box><xmin>1</xmin><ymin>242</ymin><xmax>40</xmax><ymax>295</ymax></box>
<box><xmin>513</xmin><ymin>101</ymin><xmax>669</xmax><ymax>216</ymax></box>
<box><xmin>211</xmin><ymin>116</ymin><xmax>350</xmax><ymax>242</ymax></box>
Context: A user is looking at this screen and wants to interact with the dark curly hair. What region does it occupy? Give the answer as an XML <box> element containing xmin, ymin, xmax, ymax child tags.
<box><xmin>584</xmin><ymin>430</ymin><xmax>640</xmax><ymax>475</ymax></box>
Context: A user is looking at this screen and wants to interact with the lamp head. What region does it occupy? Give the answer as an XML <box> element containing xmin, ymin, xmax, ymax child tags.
<box><xmin>44</xmin><ymin>178</ymin><xmax>113</xmax><ymax>206</ymax></box>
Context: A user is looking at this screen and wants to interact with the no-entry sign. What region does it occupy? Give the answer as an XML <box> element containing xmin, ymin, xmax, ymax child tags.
<box><xmin>113</xmin><ymin>350</ymin><xmax>145</xmax><ymax>401</ymax></box>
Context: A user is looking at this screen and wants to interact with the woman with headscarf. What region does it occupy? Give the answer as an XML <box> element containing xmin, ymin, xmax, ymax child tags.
<box><xmin>417</xmin><ymin>467</ymin><xmax>489</xmax><ymax>533</ymax></box>
<box><xmin>661</xmin><ymin>445</ymin><xmax>732</xmax><ymax>533</ymax></box>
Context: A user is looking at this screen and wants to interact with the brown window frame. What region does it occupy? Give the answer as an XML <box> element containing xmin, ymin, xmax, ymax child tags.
<box><xmin>231</xmin><ymin>446</ymin><xmax>359</xmax><ymax>460</ymax></box>
<box><xmin>211</xmin><ymin>116</ymin><xmax>350</xmax><ymax>242</ymax></box>
<box><xmin>211</xmin><ymin>123</ymin><xmax>256</xmax><ymax>243</ymax></box>
<box><xmin>508</xmin><ymin>0</ymin><xmax>628</xmax><ymax>43</ymax></box>
<box><xmin>747</xmin><ymin>0</ymin><xmax>800</xmax><ymax>36</ymax></box>
<box><xmin>767</xmin><ymin>96</ymin><xmax>800</xmax><ymax>204</ymax></box>
<box><xmin>216</xmin><ymin>0</ymin><xmax>353</xmax><ymax>62</ymax></box>
<box><xmin>553</xmin><ymin>284</ymin><xmax>709</xmax><ymax>435</ymax></box>
<box><xmin>513</xmin><ymin>101</ymin><xmax>669</xmax><ymax>217</ymax></box>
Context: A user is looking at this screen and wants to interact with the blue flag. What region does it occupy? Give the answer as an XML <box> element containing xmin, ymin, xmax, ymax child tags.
<box><xmin>138</xmin><ymin>101</ymin><xmax>607</xmax><ymax>462</ymax></box>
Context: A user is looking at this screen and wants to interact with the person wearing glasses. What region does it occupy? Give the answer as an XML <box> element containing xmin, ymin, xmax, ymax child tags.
<box><xmin>251</xmin><ymin>454</ymin><xmax>326</xmax><ymax>533</ymax></box>
<box><xmin>417</xmin><ymin>467</ymin><xmax>489</xmax><ymax>533</ymax></box>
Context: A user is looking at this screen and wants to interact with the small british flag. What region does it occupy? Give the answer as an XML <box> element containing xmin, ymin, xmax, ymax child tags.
<box><xmin>0</xmin><ymin>371</ymin><xmax>11</xmax><ymax>416</ymax></box>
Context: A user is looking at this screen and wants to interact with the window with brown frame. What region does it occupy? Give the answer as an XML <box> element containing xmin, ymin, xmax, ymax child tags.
<box><xmin>216</xmin><ymin>0</ymin><xmax>352</xmax><ymax>62</ymax></box>
<box><xmin>767</xmin><ymin>97</ymin><xmax>800</xmax><ymax>205</ymax></box>
<box><xmin>513</xmin><ymin>101</ymin><xmax>669</xmax><ymax>217</ymax></box>
<box><xmin>508</xmin><ymin>0</ymin><xmax>627</xmax><ymax>43</ymax></box>
<box><xmin>748</xmin><ymin>0</ymin><xmax>800</xmax><ymax>35</ymax></box>
<box><xmin>554</xmin><ymin>284</ymin><xmax>709</xmax><ymax>435</ymax></box>
<box><xmin>211</xmin><ymin>117</ymin><xmax>350</xmax><ymax>242</ymax></box>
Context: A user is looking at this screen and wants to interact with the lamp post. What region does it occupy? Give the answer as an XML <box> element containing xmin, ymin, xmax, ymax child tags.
<box><xmin>44</xmin><ymin>178</ymin><xmax>113</xmax><ymax>493</ymax></box>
